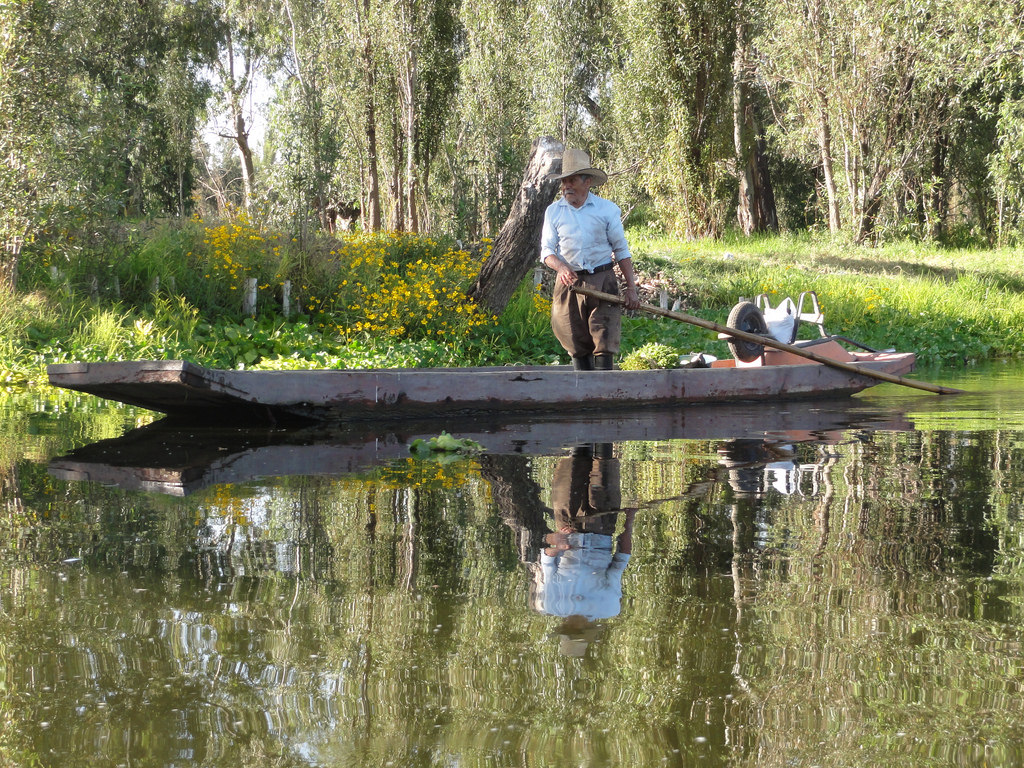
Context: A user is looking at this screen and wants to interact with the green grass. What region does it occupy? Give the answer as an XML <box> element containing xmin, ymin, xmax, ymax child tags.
<box><xmin>627</xmin><ymin>231</ymin><xmax>1024</xmax><ymax>365</ymax></box>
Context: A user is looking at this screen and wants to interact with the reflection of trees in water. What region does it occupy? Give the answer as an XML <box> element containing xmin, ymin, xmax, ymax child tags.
<box><xmin>3</xmin><ymin>428</ymin><xmax>1024</xmax><ymax>765</ymax></box>
<box><xmin>478</xmin><ymin>454</ymin><xmax>549</xmax><ymax>565</ymax></box>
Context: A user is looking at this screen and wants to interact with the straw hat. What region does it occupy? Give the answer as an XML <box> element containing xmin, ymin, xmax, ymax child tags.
<box><xmin>554</xmin><ymin>614</ymin><xmax>604</xmax><ymax>657</ymax></box>
<box><xmin>553</xmin><ymin>148</ymin><xmax>608</xmax><ymax>186</ymax></box>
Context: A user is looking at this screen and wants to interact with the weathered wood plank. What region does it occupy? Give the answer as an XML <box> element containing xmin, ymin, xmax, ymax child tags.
<box><xmin>47</xmin><ymin>353</ymin><xmax>916</xmax><ymax>424</ymax></box>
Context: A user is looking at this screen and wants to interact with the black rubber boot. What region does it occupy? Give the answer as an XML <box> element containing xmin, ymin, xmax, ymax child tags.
<box><xmin>572</xmin><ymin>355</ymin><xmax>594</xmax><ymax>371</ymax></box>
<box><xmin>593</xmin><ymin>353</ymin><xmax>613</xmax><ymax>370</ymax></box>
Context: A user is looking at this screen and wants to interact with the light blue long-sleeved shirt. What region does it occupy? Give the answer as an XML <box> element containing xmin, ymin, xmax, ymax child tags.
<box><xmin>533</xmin><ymin>533</ymin><xmax>630</xmax><ymax>620</ymax></box>
<box><xmin>540</xmin><ymin>192</ymin><xmax>631</xmax><ymax>273</ymax></box>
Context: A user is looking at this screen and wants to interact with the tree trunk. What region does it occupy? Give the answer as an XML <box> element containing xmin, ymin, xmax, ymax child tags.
<box><xmin>467</xmin><ymin>137</ymin><xmax>564</xmax><ymax>316</ymax></box>
<box><xmin>733</xmin><ymin>17</ymin><xmax>778</xmax><ymax>235</ymax></box>
<box><xmin>232</xmin><ymin>111</ymin><xmax>255</xmax><ymax>210</ymax></box>
<box><xmin>930</xmin><ymin>125</ymin><xmax>949</xmax><ymax>240</ymax></box>
<box><xmin>0</xmin><ymin>257</ymin><xmax>16</xmax><ymax>293</ymax></box>
<box><xmin>402</xmin><ymin>58</ymin><xmax>418</xmax><ymax>233</ymax></box>
<box><xmin>1</xmin><ymin>236</ymin><xmax>24</xmax><ymax>292</ymax></box>
<box><xmin>397</xmin><ymin>0</ymin><xmax>418</xmax><ymax>233</ymax></box>
<box><xmin>221</xmin><ymin>23</ymin><xmax>256</xmax><ymax>211</ymax></box>
<box><xmin>391</xmin><ymin>107</ymin><xmax>404</xmax><ymax>229</ymax></box>
<box><xmin>360</xmin><ymin>0</ymin><xmax>382</xmax><ymax>231</ymax></box>
<box><xmin>818</xmin><ymin>98</ymin><xmax>841</xmax><ymax>233</ymax></box>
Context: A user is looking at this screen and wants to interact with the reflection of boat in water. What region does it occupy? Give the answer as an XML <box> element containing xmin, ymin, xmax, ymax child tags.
<box><xmin>46</xmin><ymin>350</ymin><xmax>916</xmax><ymax>425</ymax></box>
<box><xmin>718</xmin><ymin>438</ymin><xmax>830</xmax><ymax>498</ymax></box>
<box><xmin>48</xmin><ymin>400</ymin><xmax>912</xmax><ymax>496</ymax></box>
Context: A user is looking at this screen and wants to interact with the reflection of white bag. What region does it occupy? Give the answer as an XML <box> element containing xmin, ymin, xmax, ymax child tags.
<box><xmin>755</xmin><ymin>294</ymin><xmax>798</xmax><ymax>344</ymax></box>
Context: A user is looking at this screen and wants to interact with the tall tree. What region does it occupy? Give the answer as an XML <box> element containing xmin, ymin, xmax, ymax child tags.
<box><xmin>527</xmin><ymin>0</ymin><xmax>614</xmax><ymax>145</ymax></box>
<box><xmin>0</xmin><ymin>0</ymin><xmax>64</xmax><ymax>288</ymax></box>
<box><xmin>209</xmin><ymin>1</ymin><xmax>271</xmax><ymax>212</ymax></box>
<box><xmin>382</xmin><ymin>0</ymin><xmax>460</xmax><ymax>232</ymax></box>
<box><xmin>276</xmin><ymin>0</ymin><xmax>344</xmax><ymax>236</ymax></box>
<box><xmin>2</xmin><ymin>0</ymin><xmax>218</xmax><ymax>287</ymax></box>
<box><xmin>356</xmin><ymin>0</ymin><xmax>383</xmax><ymax>231</ymax></box>
<box><xmin>732</xmin><ymin>0</ymin><xmax>778</xmax><ymax>234</ymax></box>
<box><xmin>445</xmin><ymin>0</ymin><xmax>532</xmax><ymax>239</ymax></box>
<box><xmin>758</xmin><ymin>0</ymin><xmax>1017</xmax><ymax>241</ymax></box>
<box><xmin>610</xmin><ymin>0</ymin><xmax>737</xmax><ymax>237</ymax></box>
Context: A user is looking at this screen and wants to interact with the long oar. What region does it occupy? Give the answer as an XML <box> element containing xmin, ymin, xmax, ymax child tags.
<box><xmin>571</xmin><ymin>285</ymin><xmax>964</xmax><ymax>395</ymax></box>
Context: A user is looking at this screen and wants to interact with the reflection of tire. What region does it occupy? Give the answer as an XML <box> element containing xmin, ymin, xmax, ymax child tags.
<box><xmin>726</xmin><ymin>301</ymin><xmax>769</xmax><ymax>362</ymax></box>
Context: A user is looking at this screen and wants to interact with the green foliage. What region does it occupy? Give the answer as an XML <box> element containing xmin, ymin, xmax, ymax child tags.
<box><xmin>196</xmin><ymin>316</ymin><xmax>325</xmax><ymax>368</ymax></box>
<box><xmin>607</xmin><ymin>0</ymin><xmax>736</xmax><ymax>238</ymax></box>
<box><xmin>756</xmin><ymin>0</ymin><xmax>1017</xmax><ymax>243</ymax></box>
<box><xmin>7</xmin><ymin>0</ymin><xmax>1024</xmax><ymax>250</ymax></box>
<box><xmin>471</xmin><ymin>276</ymin><xmax>563</xmax><ymax>365</ymax></box>
<box><xmin>627</xmin><ymin>232</ymin><xmax>1024</xmax><ymax>365</ymax></box>
<box><xmin>619</xmin><ymin>342</ymin><xmax>684</xmax><ymax>370</ymax></box>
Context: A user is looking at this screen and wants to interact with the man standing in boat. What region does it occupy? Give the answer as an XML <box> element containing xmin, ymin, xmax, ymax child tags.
<box><xmin>540</xmin><ymin>149</ymin><xmax>641</xmax><ymax>371</ymax></box>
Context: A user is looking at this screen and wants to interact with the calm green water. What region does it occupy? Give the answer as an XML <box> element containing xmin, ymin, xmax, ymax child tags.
<box><xmin>2</xmin><ymin>365</ymin><xmax>1024</xmax><ymax>767</ymax></box>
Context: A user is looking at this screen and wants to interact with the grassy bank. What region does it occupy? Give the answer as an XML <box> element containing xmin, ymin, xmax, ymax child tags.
<box><xmin>3</xmin><ymin>219</ymin><xmax>1023</xmax><ymax>390</ymax></box>
<box><xmin>629</xmin><ymin>231</ymin><xmax>1024</xmax><ymax>366</ymax></box>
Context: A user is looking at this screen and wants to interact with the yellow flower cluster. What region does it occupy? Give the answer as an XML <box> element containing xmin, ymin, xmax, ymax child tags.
<box><xmin>194</xmin><ymin>219</ymin><xmax>495</xmax><ymax>345</ymax></box>
<box><xmin>201</xmin><ymin>212</ymin><xmax>281</xmax><ymax>292</ymax></box>
<box><xmin>532</xmin><ymin>283</ymin><xmax>552</xmax><ymax>314</ymax></box>
<box><xmin>338</xmin><ymin>234</ymin><xmax>496</xmax><ymax>342</ymax></box>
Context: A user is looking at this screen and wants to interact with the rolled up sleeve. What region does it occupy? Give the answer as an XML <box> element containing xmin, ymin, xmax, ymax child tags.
<box><xmin>540</xmin><ymin>206</ymin><xmax>559</xmax><ymax>262</ymax></box>
<box><xmin>606</xmin><ymin>211</ymin><xmax>631</xmax><ymax>263</ymax></box>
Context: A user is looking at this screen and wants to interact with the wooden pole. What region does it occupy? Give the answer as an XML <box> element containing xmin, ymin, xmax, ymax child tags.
<box><xmin>572</xmin><ymin>285</ymin><xmax>964</xmax><ymax>395</ymax></box>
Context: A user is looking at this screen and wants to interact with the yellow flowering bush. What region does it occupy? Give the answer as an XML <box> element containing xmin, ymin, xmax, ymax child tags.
<box><xmin>190</xmin><ymin>217</ymin><xmax>507</xmax><ymax>360</ymax></box>
<box><xmin>312</xmin><ymin>233</ymin><xmax>496</xmax><ymax>344</ymax></box>
<box><xmin>199</xmin><ymin>211</ymin><xmax>287</xmax><ymax>306</ymax></box>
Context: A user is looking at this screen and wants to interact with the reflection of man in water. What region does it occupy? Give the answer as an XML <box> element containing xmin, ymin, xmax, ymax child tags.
<box><xmin>529</xmin><ymin>444</ymin><xmax>635</xmax><ymax>656</ymax></box>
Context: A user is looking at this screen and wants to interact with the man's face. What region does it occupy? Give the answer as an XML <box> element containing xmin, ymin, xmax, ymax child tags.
<box><xmin>560</xmin><ymin>173</ymin><xmax>594</xmax><ymax>208</ymax></box>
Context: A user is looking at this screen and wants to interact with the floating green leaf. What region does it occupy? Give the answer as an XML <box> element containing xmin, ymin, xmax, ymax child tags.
<box><xmin>409</xmin><ymin>432</ymin><xmax>484</xmax><ymax>459</ymax></box>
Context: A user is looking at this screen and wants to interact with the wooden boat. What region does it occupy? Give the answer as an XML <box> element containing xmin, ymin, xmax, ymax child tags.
<box><xmin>46</xmin><ymin>342</ymin><xmax>916</xmax><ymax>425</ymax></box>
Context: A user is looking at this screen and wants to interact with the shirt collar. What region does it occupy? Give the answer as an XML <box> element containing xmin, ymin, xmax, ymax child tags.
<box><xmin>557</xmin><ymin>191</ymin><xmax>595</xmax><ymax>209</ymax></box>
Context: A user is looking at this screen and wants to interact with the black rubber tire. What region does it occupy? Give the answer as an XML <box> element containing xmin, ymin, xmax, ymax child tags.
<box><xmin>726</xmin><ymin>301</ymin><xmax>769</xmax><ymax>362</ymax></box>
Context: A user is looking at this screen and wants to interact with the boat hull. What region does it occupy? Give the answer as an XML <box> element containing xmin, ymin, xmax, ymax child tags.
<box><xmin>47</xmin><ymin>353</ymin><xmax>917</xmax><ymax>424</ymax></box>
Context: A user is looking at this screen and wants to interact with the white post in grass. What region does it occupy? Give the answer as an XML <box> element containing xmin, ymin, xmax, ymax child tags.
<box><xmin>243</xmin><ymin>277</ymin><xmax>257</xmax><ymax>315</ymax></box>
<box><xmin>282</xmin><ymin>280</ymin><xmax>292</xmax><ymax>317</ymax></box>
